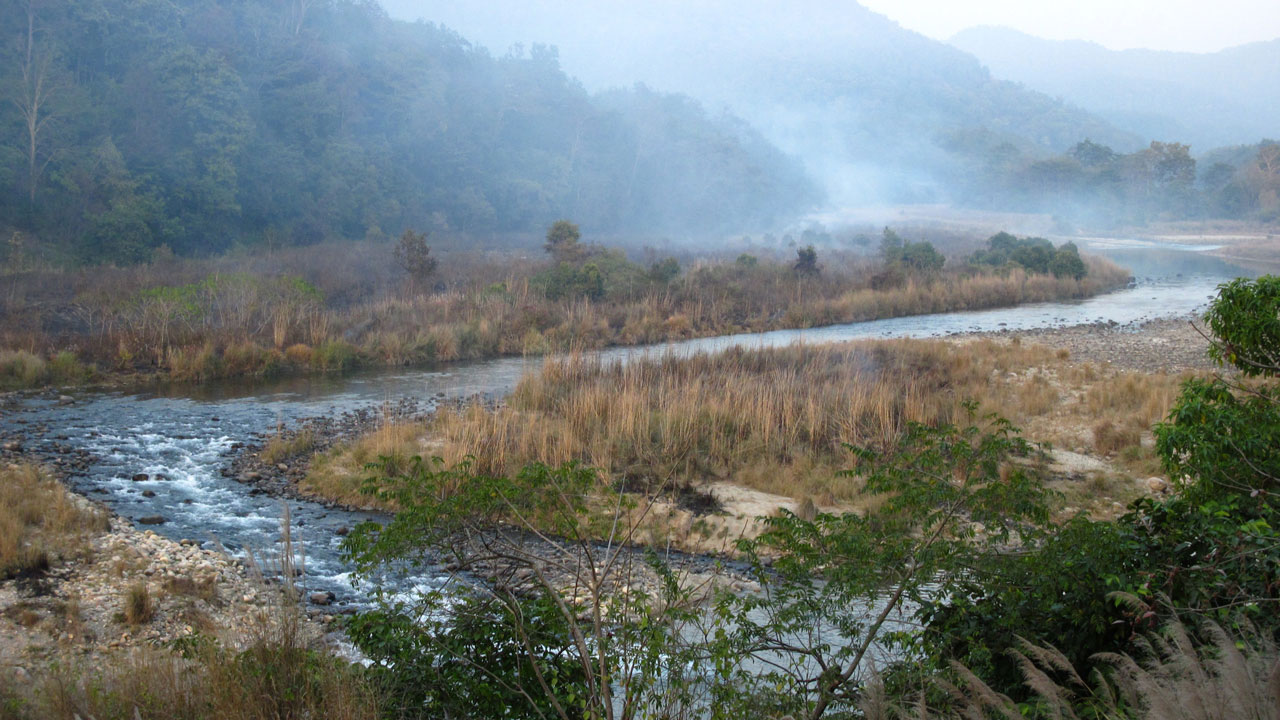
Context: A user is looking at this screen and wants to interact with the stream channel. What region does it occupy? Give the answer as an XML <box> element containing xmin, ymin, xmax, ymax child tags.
<box><xmin>0</xmin><ymin>239</ymin><xmax>1254</xmax><ymax>613</ymax></box>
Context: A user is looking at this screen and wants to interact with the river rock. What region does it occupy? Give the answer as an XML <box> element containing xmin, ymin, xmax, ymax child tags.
<box><xmin>137</xmin><ymin>515</ymin><xmax>166</xmax><ymax>525</ymax></box>
<box><xmin>3</xmin><ymin>440</ymin><xmax>21</xmax><ymax>452</ymax></box>
<box><xmin>132</xmin><ymin>473</ymin><xmax>149</xmax><ymax>482</ymax></box>
<box><xmin>141</xmin><ymin>490</ymin><xmax>156</xmax><ymax>498</ymax></box>
<box><xmin>309</xmin><ymin>591</ymin><xmax>335</xmax><ymax>606</ymax></box>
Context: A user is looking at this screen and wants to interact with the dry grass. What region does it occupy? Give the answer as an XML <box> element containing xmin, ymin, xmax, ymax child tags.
<box><xmin>307</xmin><ymin>333</ymin><xmax>1197</xmax><ymax>522</ymax></box>
<box><xmin>0</xmin><ymin>238</ymin><xmax>1130</xmax><ymax>387</ymax></box>
<box><xmin>0</xmin><ymin>463</ymin><xmax>110</xmax><ymax>579</ymax></box>
<box><xmin>260</xmin><ymin>428</ymin><xmax>318</xmax><ymax>466</ymax></box>
<box><xmin>123</xmin><ymin>581</ymin><xmax>154</xmax><ymax>626</ymax></box>
<box><xmin>869</xmin><ymin>615</ymin><xmax>1280</xmax><ymax>720</ymax></box>
<box><xmin>303</xmin><ymin>421</ymin><xmax>428</xmax><ymax>510</ymax></box>
<box><xmin>0</xmin><ymin>512</ymin><xmax>379</xmax><ymax>720</ymax></box>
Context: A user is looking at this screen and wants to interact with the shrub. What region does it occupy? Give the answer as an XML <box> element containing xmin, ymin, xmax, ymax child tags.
<box><xmin>0</xmin><ymin>350</ymin><xmax>48</xmax><ymax>389</ymax></box>
<box><xmin>124</xmin><ymin>582</ymin><xmax>154</xmax><ymax>625</ymax></box>
<box><xmin>313</xmin><ymin>340</ymin><xmax>359</xmax><ymax>372</ymax></box>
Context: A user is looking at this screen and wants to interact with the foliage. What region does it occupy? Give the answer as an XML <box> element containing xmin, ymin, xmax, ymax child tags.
<box><xmin>1203</xmin><ymin>275</ymin><xmax>1280</xmax><ymax>377</ymax></box>
<box><xmin>648</xmin><ymin>256</ymin><xmax>681</xmax><ymax>284</ymax></box>
<box><xmin>706</xmin><ymin>408</ymin><xmax>1055</xmax><ymax>719</ymax></box>
<box><xmin>393</xmin><ymin>229</ymin><xmax>438</xmax><ymax>286</ymax></box>
<box><xmin>0</xmin><ymin>2</ymin><xmax>817</xmax><ymax>264</ymax></box>
<box><xmin>794</xmin><ymin>244</ymin><xmax>820</xmax><ymax>276</ymax></box>
<box><xmin>881</xmin><ymin>228</ymin><xmax>945</xmax><ymax>274</ymax></box>
<box><xmin>544</xmin><ymin>220</ymin><xmax>582</xmax><ymax>261</ymax></box>
<box><xmin>539</xmin><ymin>261</ymin><xmax>605</xmax><ymax>301</ymax></box>
<box><xmin>346</xmin><ymin>592</ymin><xmax>590</xmax><ymax>719</ymax></box>
<box><xmin>914</xmin><ymin>274</ymin><xmax>1280</xmax><ymax>702</ymax></box>
<box><xmin>343</xmin><ymin>457</ymin><xmax>712</xmax><ymax>720</ymax></box>
<box><xmin>970</xmin><ymin>232</ymin><xmax>1089</xmax><ymax>279</ymax></box>
<box><xmin>948</xmin><ymin>136</ymin><xmax>1279</xmax><ymax>222</ymax></box>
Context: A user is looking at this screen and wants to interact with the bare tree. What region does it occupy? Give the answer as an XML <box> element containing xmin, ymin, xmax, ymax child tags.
<box><xmin>12</xmin><ymin>0</ymin><xmax>62</xmax><ymax>205</ymax></box>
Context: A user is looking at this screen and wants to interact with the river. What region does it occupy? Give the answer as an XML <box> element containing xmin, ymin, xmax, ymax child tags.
<box><xmin>0</xmin><ymin>239</ymin><xmax>1252</xmax><ymax>610</ymax></box>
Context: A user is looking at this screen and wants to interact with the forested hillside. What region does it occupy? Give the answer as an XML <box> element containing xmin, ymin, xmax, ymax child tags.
<box><xmin>0</xmin><ymin>0</ymin><xmax>818</xmax><ymax>264</ymax></box>
<box><xmin>383</xmin><ymin>0</ymin><xmax>1142</xmax><ymax>204</ymax></box>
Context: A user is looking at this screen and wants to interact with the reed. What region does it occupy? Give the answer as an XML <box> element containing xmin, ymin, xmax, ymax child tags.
<box><xmin>307</xmin><ymin>334</ymin><xmax>1196</xmax><ymax>516</ymax></box>
<box><xmin>0</xmin><ymin>239</ymin><xmax>1130</xmax><ymax>387</ymax></box>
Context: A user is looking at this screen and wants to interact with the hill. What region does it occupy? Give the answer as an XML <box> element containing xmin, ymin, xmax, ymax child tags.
<box><xmin>380</xmin><ymin>0</ymin><xmax>1142</xmax><ymax>204</ymax></box>
<box><xmin>950</xmin><ymin>26</ymin><xmax>1280</xmax><ymax>151</ymax></box>
<box><xmin>0</xmin><ymin>0</ymin><xmax>818</xmax><ymax>264</ymax></box>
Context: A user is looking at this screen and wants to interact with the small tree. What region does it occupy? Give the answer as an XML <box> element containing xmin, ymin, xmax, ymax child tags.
<box><xmin>709</xmin><ymin>408</ymin><xmax>1054</xmax><ymax>719</ymax></box>
<box><xmin>544</xmin><ymin>220</ymin><xmax>582</xmax><ymax>261</ymax></box>
<box><xmin>394</xmin><ymin>229</ymin><xmax>438</xmax><ymax>290</ymax></box>
<box><xmin>794</xmin><ymin>244</ymin><xmax>820</xmax><ymax>276</ymax></box>
<box><xmin>343</xmin><ymin>459</ymin><xmax>714</xmax><ymax>720</ymax></box>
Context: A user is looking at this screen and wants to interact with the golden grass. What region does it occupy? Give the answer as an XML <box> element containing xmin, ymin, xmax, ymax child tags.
<box><xmin>0</xmin><ymin>239</ymin><xmax>1131</xmax><ymax>387</ymax></box>
<box><xmin>260</xmin><ymin>428</ymin><xmax>317</xmax><ymax>466</ymax></box>
<box><xmin>303</xmin><ymin>421</ymin><xmax>428</xmax><ymax>510</ymax></box>
<box><xmin>0</xmin><ymin>463</ymin><xmax>109</xmax><ymax>579</ymax></box>
<box><xmin>307</xmin><ymin>333</ymin><xmax>1197</xmax><ymax>522</ymax></box>
<box><xmin>123</xmin><ymin>581</ymin><xmax>154</xmax><ymax>626</ymax></box>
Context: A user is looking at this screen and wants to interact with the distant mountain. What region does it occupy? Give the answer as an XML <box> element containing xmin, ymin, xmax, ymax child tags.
<box><xmin>950</xmin><ymin>26</ymin><xmax>1280</xmax><ymax>151</ymax></box>
<box><xmin>378</xmin><ymin>0</ymin><xmax>1141</xmax><ymax>204</ymax></box>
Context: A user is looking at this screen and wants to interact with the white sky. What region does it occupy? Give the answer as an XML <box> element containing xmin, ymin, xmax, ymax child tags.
<box><xmin>858</xmin><ymin>0</ymin><xmax>1280</xmax><ymax>52</ymax></box>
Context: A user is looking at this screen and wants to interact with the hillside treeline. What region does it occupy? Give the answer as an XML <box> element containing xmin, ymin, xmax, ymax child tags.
<box><xmin>0</xmin><ymin>0</ymin><xmax>818</xmax><ymax>265</ymax></box>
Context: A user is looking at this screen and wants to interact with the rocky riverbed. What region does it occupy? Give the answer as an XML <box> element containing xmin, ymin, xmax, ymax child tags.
<box><xmin>0</xmin><ymin>467</ymin><xmax>328</xmax><ymax>675</ymax></box>
<box><xmin>966</xmin><ymin>315</ymin><xmax>1216</xmax><ymax>373</ymax></box>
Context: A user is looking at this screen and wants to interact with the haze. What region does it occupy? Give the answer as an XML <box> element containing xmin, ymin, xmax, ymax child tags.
<box><xmin>381</xmin><ymin>0</ymin><xmax>1280</xmax><ymax>55</ymax></box>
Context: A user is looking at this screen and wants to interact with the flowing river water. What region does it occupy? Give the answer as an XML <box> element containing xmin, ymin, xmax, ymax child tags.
<box><xmin>0</xmin><ymin>240</ymin><xmax>1254</xmax><ymax>612</ymax></box>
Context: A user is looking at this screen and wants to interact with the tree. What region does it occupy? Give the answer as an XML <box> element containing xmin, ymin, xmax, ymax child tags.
<box><xmin>12</xmin><ymin>0</ymin><xmax>63</xmax><ymax>206</ymax></box>
<box><xmin>879</xmin><ymin>227</ymin><xmax>904</xmax><ymax>265</ymax></box>
<box><xmin>899</xmin><ymin>240</ymin><xmax>944</xmax><ymax>273</ymax></box>
<box><xmin>393</xmin><ymin>229</ymin><xmax>438</xmax><ymax>290</ymax></box>
<box><xmin>1049</xmin><ymin>241</ymin><xmax>1087</xmax><ymax>280</ymax></box>
<box><xmin>794</xmin><ymin>244</ymin><xmax>820</xmax><ymax>276</ymax></box>
<box><xmin>544</xmin><ymin>219</ymin><xmax>582</xmax><ymax>261</ymax></box>
<box><xmin>919</xmin><ymin>277</ymin><xmax>1280</xmax><ymax>700</ymax></box>
<box><xmin>343</xmin><ymin>458</ymin><xmax>714</xmax><ymax>720</ymax></box>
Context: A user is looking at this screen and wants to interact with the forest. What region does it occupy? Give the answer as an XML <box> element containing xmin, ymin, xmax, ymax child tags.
<box><xmin>0</xmin><ymin>0</ymin><xmax>817</xmax><ymax>266</ymax></box>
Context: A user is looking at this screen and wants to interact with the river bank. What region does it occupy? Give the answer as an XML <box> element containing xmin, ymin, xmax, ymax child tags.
<box><xmin>0</xmin><ymin>462</ymin><xmax>332</xmax><ymax>676</ymax></box>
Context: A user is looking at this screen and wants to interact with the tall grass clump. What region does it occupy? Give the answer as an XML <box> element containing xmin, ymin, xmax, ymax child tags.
<box><xmin>0</xmin><ymin>349</ymin><xmax>47</xmax><ymax>389</ymax></box>
<box><xmin>0</xmin><ymin>463</ymin><xmax>109</xmax><ymax>579</ymax></box>
<box><xmin>260</xmin><ymin>428</ymin><xmax>317</xmax><ymax>466</ymax></box>
<box><xmin>427</xmin><ymin>340</ymin><xmax>1034</xmax><ymax>501</ymax></box>
<box><xmin>868</xmin><ymin>613</ymin><xmax>1280</xmax><ymax>720</ymax></box>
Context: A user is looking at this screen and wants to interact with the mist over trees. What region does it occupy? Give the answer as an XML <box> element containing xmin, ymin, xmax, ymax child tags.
<box><xmin>944</xmin><ymin>136</ymin><xmax>1280</xmax><ymax>224</ymax></box>
<box><xmin>381</xmin><ymin>0</ymin><xmax>1143</xmax><ymax>205</ymax></box>
<box><xmin>0</xmin><ymin>0</ymin><xmax>818</xmax><ymax>264</ymax></box>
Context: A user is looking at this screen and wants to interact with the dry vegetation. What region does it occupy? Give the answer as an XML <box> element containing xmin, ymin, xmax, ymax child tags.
<box><xmin>865</xmin><ymin>616</ymin><xmax>1280</xmax><ymax>720</ymax></box>
<box><xmin>0</xmin><ymin>463</ymin><xmax>109</xmax><ymax>579</ymax></box>
<box><xmin>308</xmin><ymin>336</ymin><xmax>1196</xmax><ymax>527</ymax></box>
<box><xmin>0</xmin><ymin>238</ymin><xmax>1129</xmax><ymax>388</ymax></box>
<box><xmin>0</xmin><ymin>471</ymin><xmax>378</xmax><ymax>720</ymax></box>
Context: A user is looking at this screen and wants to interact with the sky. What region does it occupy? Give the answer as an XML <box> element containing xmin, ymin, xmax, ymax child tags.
<box><xmin>380</xmin><ymin>0</ymin><xmax>1280</xmax><ymax>54</ymax></box>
